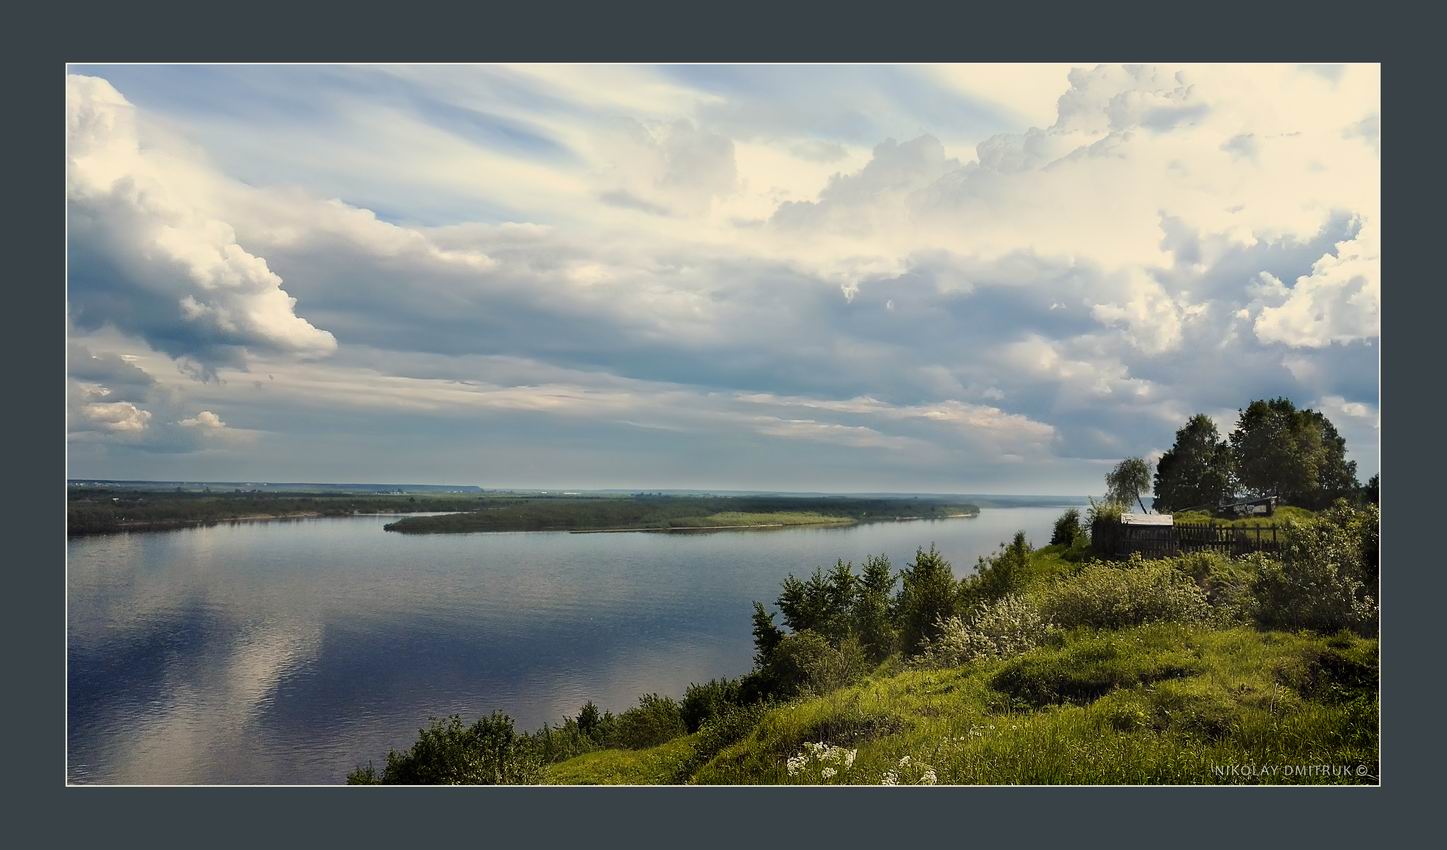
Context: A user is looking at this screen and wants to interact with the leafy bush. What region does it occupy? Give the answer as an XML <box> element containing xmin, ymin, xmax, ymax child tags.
<box><xmin>606</xmin><ymin>693</ymin><xmax>687</xmax><ymax>750</ymax></box>
<box><xmin>1252</xmin><ymin>509</ymin><xmax>1377</xmax><ymax>634</ymax></box>
<box><xmin>763</xmin><ymin>631</ymin><xmax>872</xmax><ymax>698</ymax></box>
<box><xmin>1040</xmin><ymin>558</ymin><xmax>1211</xmax><ymax>629</ymax></box>
<box><xmin>681</xmin><ymin>678</ymin><xmax>745</xmax><ymax>733</ymax></box>
<box><xmin>1174</xmin><ymin>550</ymin><xmax>1259</xmax><ymax>625</ymax></box>
<box><xmin>1051</xmin><ymin>508</ymin><xmax>1085</xmax><ymax>546</ymax></box>
<box><xmin>917</xmin><ymin>595</ymin><xmax>1053</xmax><ymax>668</ymax></box>
<box><xmin>962</xmin><ymin>532</ymin><xmax>1032</xmax><ymax>606</ymax></box>
<box><xmin>346</xmin><ymin>713</ymin><xmax>543</xmax><ymax>785</ymax></box>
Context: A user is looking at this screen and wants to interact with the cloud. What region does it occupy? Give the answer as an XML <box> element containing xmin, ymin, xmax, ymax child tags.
<box><xmin>64</xmin><ymin>65</ymin><xmax>1381</xmax><ymax>490</ymax></box>
<box><xmin>179</xmin><ymin>410</ymin><xmax>226</xmax><ymax>430</ymax></box>
<box><xmin>67</xmin><ymin>75</ymin><xmax>337</xmax><ymax>376</ymax></box>
<box><xmin>1254</xmin><ymin>217</ymin><xmax>1379</xmax><ymax>347</ymax></box>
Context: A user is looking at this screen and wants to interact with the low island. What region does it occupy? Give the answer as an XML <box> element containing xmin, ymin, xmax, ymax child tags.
<box><xmin>382</xmin><ymin>494</ymin><xmax>981</xmax><ymax>534</ymax></box>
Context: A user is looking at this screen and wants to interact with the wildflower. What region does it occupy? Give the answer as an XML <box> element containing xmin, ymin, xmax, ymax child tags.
<box><xmin>881</xmin><ymin>771</ymin><xmax>898</xmax><ymax>785</ymax></box>
<box><xmin>919</xmin><ymin>769</ymin><xmax>938</xmax><ymax>785</ymax></box>
<box><xmin>821</xmin><ymin>767</ymin><xmax>836</xmax><ymax>779</ymax></box>
<box><xmin>844</xmin><ymin>749</ymin><xmax>857</xmax><ymax>769</ymax></box>
<box><xmin>898</xmin><ymin>755</ymin><xmax>911</xmax><ymax>767</ymax></box>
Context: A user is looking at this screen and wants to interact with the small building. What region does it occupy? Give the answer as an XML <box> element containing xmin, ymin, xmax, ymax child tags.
<box><xmin>1121</xmin><ymin>513</ymin><xmax>1173</xmax><ymax>526</ymax></box>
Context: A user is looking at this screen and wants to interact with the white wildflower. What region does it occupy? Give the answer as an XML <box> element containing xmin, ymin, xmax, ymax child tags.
<box><xmin>881</xmin><ymin>771</ymin><xmax>898</xmax><ymax>785</ymax></box>
<box><xmin>919</xmin><ymin>769</ymin><xmax>938</xmax><ymax>785</ymax></box>
<box><xmin>821</xmin><ymin>767</ymin><xmax>836</xmax><ymax>779</ymax></box>
<box><xmin>898</xmin><ymin>755</ymin><xmax>911</xmax><ymax>767</ymax></box>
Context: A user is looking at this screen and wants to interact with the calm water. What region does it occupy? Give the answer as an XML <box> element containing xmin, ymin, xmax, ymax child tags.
<box><xmin>67</xmin><ymin>505</ymin><xmax>1079</xmax><ymax>784</ymax></box>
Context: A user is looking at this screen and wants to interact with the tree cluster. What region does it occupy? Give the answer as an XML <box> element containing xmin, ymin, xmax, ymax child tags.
<box><xmin>1148</xmin><ymin>398</ymin><xmax>1364</xmax><ymax>512</ymax></box>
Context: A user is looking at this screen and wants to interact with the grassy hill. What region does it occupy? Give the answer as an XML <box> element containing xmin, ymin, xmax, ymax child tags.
<box><xmin>546</xmin><ymin>617</ymin><xmax>1376</xmax><ymax>784</ymax></box>
<box><xmin>351</xmin><ymin>501</ymin><xmax>1378</xmax><ymax>786</ymax></box>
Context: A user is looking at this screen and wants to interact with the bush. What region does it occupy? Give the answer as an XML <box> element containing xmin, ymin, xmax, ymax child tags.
<box><xmin>606</xmin><ymin>694</ymin><xmax>688</xmax><ymax>750</ymax></box>
<box><xmin>1040</xmin><ymin>558</ymin><xmax>1211</xmax><ymax>629</ymax></box>
<box><xmin>764</xmin><ymin>631</ymin><xmax>872</xmax><ymax>698</ymax></box>
<box><xmin>347</xmin><ymin>713</ymin><xmax>543</xmax><ymax>785</ymax></box>
<box><xmin>681</xmin><ymin>678</ymin><xmax>745</xmax><ymax>733</ymax></box>
<box><xmin>917</xmin><ymin>595</ymin><xmax>1053</xmax><ymax>668</ymax></box>
<box><xmin>1174</xmin><ymin>551</ymin><xmax>1258</xmax><ymax>625</ymax></box>
<box><xmin>679</xmin><ymin>701</ymin><xmax>771</xmax><ymax>779</ymax></box>
<box><xmin>1051</xmin><ymin>508</ymin><xmax>1085</xmax><ymax>546</ymax></box>
<box><xmin>1252</xmin><ymin>509</ymin><xmax>1377</xmax><ymax>634</ymax></box>
<box><xmin>963</xmin><ymin>532</ymin><xmax>1032</xmax><ymax>606</ymax></box>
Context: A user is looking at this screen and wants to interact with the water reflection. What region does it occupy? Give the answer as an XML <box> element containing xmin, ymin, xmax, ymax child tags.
<box><xmin>67</xmin><ymin>505</ymin><xmax>1080</xmax><ymax>784</ymax></box>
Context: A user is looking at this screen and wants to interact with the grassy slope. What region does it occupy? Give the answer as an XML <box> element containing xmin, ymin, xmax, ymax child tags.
<box><xmin>545</xmin><ymin>543</ymin><xmax>1377</xmax><ymax>786</ymax></box>
<box><xmin>1170</xmin><ymin>506</ymin><xmax>1316</xmax><ymax>527</ymax></box>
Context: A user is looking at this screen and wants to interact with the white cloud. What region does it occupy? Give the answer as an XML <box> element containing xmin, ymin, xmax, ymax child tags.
<box><xmin>1254</xmin><ymin>218</ymin><xmax>1379</xmax><ymax>347</ymax></box>
<box><xmin>179</xmin><ymin>410</ymin><xmax>226</xmax><ymax>430</ymax></box>
<box><xmin>67</xmin><ymin>75</ymin><xmax>337</xmax><ymax>371</ymax></box>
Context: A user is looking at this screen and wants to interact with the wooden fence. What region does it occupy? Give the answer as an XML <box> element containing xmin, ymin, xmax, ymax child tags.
<box><xmin>1092</xmin><ymin>519</ymin><xmax>1282</xmax><ymax>559</ymax></box>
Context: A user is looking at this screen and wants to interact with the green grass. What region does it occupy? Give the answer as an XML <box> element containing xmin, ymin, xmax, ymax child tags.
<box><xmin>671</xmin><ymin>511</ymin><xmax>857</xmax><ymax>529</ymax></box>
<box><xmin>1170</xmin><ymin>506</ymin><xmax>1316</xmax><ymax>527</ymax></box>
<box><xmin>543</xmin><ymin>735</ymin><xmax>698</xmax><ymax>784</ymax></box>
<box><xmin>547</xmin><ymin>624</ymin><xmax>1377</xmax><ymax>785</ymax></box>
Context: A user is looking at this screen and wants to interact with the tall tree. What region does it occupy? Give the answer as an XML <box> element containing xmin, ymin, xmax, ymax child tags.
<box><xmin>1230</xmin><ymin>398</ymin><xmax>1359</xmax><ymax>507</ymax></box>
<box><xmin>896</xmin><ymin>545</ymin><xmax>959</xmax><ymax>656</ymax></box>
<box><xmin>1105</xmin><ymin>456</ymin><xmax>1153</xmax><ymax>513</ymax></box>
<box><xmin>1152</xmin><ymin>414</ymin><xmax>1233</xmax><ymax>511</ymax></box>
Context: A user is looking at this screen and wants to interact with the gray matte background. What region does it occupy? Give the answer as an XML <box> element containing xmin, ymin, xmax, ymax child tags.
<box><xmin>12</xmin><ymin>0</ymin><xmax>1437</xmax><ymax>843</ymax></box>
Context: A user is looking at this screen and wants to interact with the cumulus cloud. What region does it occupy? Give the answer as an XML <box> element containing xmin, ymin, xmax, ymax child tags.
<box><xmin>67</xmin><ymin>75</ymin><xmax>337</xmax><ymax>375</ymax></box>
<box><xmin>1254</xmin><ymin>218</ymin><xmax>1379</xmax><ymax>348</ymax></box>
<box><xmin>65</xmin><ymin>64</ymin><xmax>1381</xmax><ymax>490</ymax></box>
<box><xmin>179</xmin><ymin>410</ymin><xmax>226</xmax><ymax>430</ymax></box>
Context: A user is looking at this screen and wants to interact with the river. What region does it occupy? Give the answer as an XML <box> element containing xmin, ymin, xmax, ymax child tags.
<box><xmin>66</xmin><ymin>503</ymin><xmax>1081</xmax><ymax>784</ymax></box>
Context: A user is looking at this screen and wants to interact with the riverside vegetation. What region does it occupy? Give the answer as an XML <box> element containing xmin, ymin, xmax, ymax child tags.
<box><xmin>67</xmin><ymin>489</ymin><xmax>979</xmax><ymax>537</ymax></box>
<box><xmin>348</xmin><ymin>498</ymin><xmax>1380</xmax><ymax>785</ymax></box>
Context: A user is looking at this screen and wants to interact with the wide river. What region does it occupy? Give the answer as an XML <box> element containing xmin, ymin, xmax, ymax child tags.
<box><xmin>67</xmin><ymin>504</ymin><xmax>1081</xmax><ymax>784</ymax></box>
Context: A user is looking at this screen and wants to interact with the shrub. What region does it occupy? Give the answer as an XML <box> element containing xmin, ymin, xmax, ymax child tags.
<box><xmin>963</xmin><ymin>531</ymin><xmax>1033</xmax><ymax>606</ymax></box>
<box><xmin>1040</xmin><ymin>558</ymin><xmax>1211</xmax><ymax>629</ymax></box>
<box><xmin>606</xmin><ymin>693</ymin><xmax>688</xmax><ymax>750</ymax></box>
<box><xmin>917</xmin><ymin>595</ymin><xmax>1053</xmax><ymax>668</ymax></box>
<box><xmin>347</xmin><ymin>713</ymin><xmax>543</xmax><ymax>785</ymax></box>
<box><xmin>764</xmin><ymin>631</ymin><xmax>872</xmax><ymax>698</ymax></box>
<box><xmin>1174</xmin><ymin>551</ymin><xmax>1258</xmax><ymax>625</ymax></box>
<box><xmin>1253</xmin><ymin>511</ymin><xmax>1377</xmax><ymax>633</ymax></box>
<box><xmin>681</xmin><ymin>678</ymin><xmax>745</xmax><ymax>732</ymax></box>
<box><xmin>1051</xmin><ymin>508</ymin><xmax>1085</xmax><ymax>546</ymax></box>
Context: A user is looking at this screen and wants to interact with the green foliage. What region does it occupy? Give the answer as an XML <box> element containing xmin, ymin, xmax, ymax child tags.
<box><xmin>348</xmin><ymin>713</ymin><xmax>543</xmax><ymax>785</ymax></box>
<box><xmin>852</xmin><ymin>554</ymin><xmax>898</xmax><ymax>661</ymax></box>
<box><xmin>1153</xmin><ymin>414</ymin><xmax>1234</xmax><ymax>511</ymax></box>
<box><xmin>896</xmin><ymin>546</ymin><xmax>962</xmax><ymax>656</ymax></box>
<box><xmin>681</xmin><ymin>678</ymin><xmax>745</xmax><ymax>733</ymax></box>
<box><xmin>917</xmin><ymin>595</ymin><xmax>1054</xmax><ymax>668</ymax></box>
<box><xmin>963</xmin><ymin>531</ymin><xmax>1033</xmax><ymax>606</ymax></box>
<box><xmin>1252</xmin><ymin>504</ymin><xmax>1378</xmax><ymax>634</ymax></box>
<box><xmin>1040</xmin><ymin>559</ymin><xmax>1212</xmax><ymax>630</ymax></box>
<box><xmin>750</xmin><ymin>602</ymin><xmax>784</xmax><ymax>668</ymax></box>
<box><xmin>761</xmin><ymin>631</ymin><xmax>872</xmax><ymax>699</ymax></box>
<box><xmin>1050</xmin><ymin>508</ymin><xmax>1085</xmax><ymax>546</ymax></box>
<box><xmin>1105</xmin><ymin>457</ymin><xmax>1153</xmax><ymax>512</ymax></box>
<box><xmin>1230</xmin><ymin>398</ymin><xmax>1359</xmax><ymax>508</ymax></box>
<box><xmin>605</xmin><ymin>693</ymin><xmax>688</xmax><ymax>750</ymax></box>
<box><xmin>1363</xmin><ymin>473</ymin><xmax>1378</xmax><ymax>505</ymax></box>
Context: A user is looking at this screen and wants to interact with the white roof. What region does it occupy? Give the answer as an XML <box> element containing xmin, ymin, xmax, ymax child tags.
<box><xmin>1121</xmin><ymin>513</ymin><xmax>1174</xmax><ymax>526</ymax></box>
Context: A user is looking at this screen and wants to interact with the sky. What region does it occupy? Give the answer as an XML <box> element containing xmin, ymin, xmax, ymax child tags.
<box><xmin>65</xmin><ymin>64</ymin><xmax>1380</xmax><ymax>495</ymax></box>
